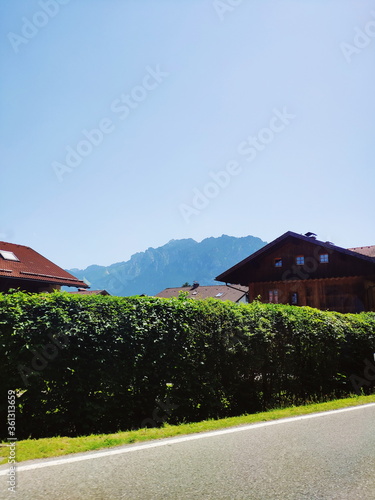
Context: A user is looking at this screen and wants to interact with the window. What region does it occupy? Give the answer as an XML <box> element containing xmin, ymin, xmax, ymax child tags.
<box><xmin>274</xmin><ymin>258</ymin><xmax>282</xmax><ymax>267</ymax></box>
<box><xmin>268</xmin><ymin>290</ymin><xmax>279</xmax><ymax>303</ymax></box>
<box><xmin>296</xmin><ymin>255</ymin><xmax>304</xmax><ymax>265</ymax></box>
<box><xmin>291</xmin><ymin>292</ymin><xmax>298</xmax><ymax>305</ymax></box>
<box><xmin>319</xmin><ymin>254</ymin><xmax>329</xmax><ymax>263</ymax></box>
<box><xmin>0</xmin><ymin>250</ymin><xmax>19</xmax><ymax>261</ymax></box>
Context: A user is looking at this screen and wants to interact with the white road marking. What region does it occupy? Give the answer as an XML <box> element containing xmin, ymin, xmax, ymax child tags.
<box><xmin>1</xmin><ymin>403</ymin><xmax>374</xmax><ymax>475</ymax></box>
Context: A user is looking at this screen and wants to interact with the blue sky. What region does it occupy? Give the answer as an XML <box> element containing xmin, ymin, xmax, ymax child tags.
<box><xmin>1</xmin><ymin>0</ymin><xmax>374</xmax><ymax>269</ymax></box>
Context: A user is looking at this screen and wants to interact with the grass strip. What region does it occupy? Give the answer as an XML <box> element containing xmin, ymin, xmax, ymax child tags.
<box><xmin>1</xmin><ymin>394</ymin><xmax>374</xmax><ymax>464</ymax></box>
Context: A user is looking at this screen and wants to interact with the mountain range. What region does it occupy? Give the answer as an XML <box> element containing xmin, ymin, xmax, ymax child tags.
<box><xmin>67</xmin><ymin>234</ymin><xmax>267</xmax><ymax>296</ymax></box>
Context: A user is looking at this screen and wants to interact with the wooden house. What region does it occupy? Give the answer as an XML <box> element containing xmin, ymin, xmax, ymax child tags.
<box><xmin>0</xmin><ymin>241</ymin><xmax>89</xmax><ymax>293</ymax></box>
<box><xmin>215</xmin><ymin>231</ymin><xmax>375</xmax><ymax>313</ymax></box>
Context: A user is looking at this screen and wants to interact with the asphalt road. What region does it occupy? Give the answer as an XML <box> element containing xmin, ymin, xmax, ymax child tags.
<box><xmin>1</xmin><ymin>404</ymin><xmax>375</xmax><ymax>500</ymax></box>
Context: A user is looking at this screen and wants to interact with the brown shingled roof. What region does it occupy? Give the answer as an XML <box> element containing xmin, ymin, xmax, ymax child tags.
<box><xmin>155</xmin><ymin>284</ymin><xmax>248</xmax><ymax>302</ymax></box>
<box><xmin>69</xmin><ymin>289</ymin><xmax>110</xmax><ymax>296</ymax></box>
<box><xmin>0</xmin><ymin>241</ymin><xmax>88</xmax><ymax>289</ymax></box>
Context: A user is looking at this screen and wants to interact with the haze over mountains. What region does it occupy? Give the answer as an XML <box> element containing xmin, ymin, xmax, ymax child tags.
<box><xmin>67</xmin><ymin>235</ymin><xmax>267</xmax><ymax>296</ymax></box>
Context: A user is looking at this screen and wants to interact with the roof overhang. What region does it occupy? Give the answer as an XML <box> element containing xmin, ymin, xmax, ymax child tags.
<box><xmin>0</xmin><ymin>273</ymin><xmax>88</xmax><ymax>289</ymax></box>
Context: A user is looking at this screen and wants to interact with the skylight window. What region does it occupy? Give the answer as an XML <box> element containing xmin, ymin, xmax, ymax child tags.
<box><xmin>0</xmin><ymin>250</ymin><xmax>19</xmax><ymax>261</ymax></box>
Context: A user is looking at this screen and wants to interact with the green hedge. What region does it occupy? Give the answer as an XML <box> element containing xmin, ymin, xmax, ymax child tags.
<box><xmin>1</xmin><ymin>291</ymin><xmax>375</xmax><ymax>439</ymax></box>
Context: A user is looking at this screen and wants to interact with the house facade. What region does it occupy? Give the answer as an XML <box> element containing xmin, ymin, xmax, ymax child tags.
<box><xmin>215</xmin><ymin>232</ymin><xmax>375</xmax><ymax>313</ymax></box>
<box><xmin>0</xmin><ymin>241</ymin><xmax>88</xmax><ymax>293</ymax></box>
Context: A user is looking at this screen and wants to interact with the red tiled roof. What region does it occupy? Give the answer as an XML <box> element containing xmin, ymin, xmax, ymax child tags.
<box><xmin>0</xmin><ymin>241</ymin><xmax>88</xmax><ymax>288</ymax></box>
<box><xmin>156</xmin><ymin>284</ymin><xmax>248</xmax><ymax>302</ymax></box>
<box><xmin>348</xmin><ymin>246</ymin><xmax>375</xmax><ymax>258</ymax></box>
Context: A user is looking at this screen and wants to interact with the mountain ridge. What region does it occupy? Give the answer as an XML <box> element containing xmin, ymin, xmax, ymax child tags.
<box><xmin>67</xmin><ymin>234</ymin><xmax>267</xmax><ymax>296</ymax></box>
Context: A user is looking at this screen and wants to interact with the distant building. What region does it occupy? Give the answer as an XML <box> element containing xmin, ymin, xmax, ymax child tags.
<box><xmin>69</xmin><ymin>289</ymin><xmax>110</xmax><ymax>296</ymax></box>
<box><xmin>0</xmin><ymin>241</ymin><xmax>88</xmax><ymax>293</ymax></box>
<box><xmin>156</xmin><ymin>283</ymin><xmax>248</xmax><ymax>303</ymax></box>
<box><xmin>215</xmin><ymin>231</ymin><xmax>375</xmax><ymax>314</ymax></box>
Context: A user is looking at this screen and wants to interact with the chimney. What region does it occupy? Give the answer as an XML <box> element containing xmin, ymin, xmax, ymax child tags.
<box><xmin>304</xmin><ymin>232</ymin><xmax>317</xmax><ymax>239</ymax></box>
